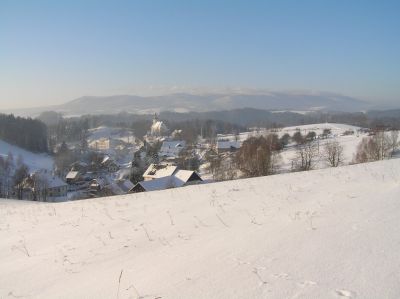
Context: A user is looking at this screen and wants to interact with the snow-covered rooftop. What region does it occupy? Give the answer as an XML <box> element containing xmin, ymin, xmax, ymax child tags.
<box><xmin>159</xmin><ymin>140</ymin><xmax>186</xmax><ymax>157</ymax></box>
<box><xmin>142</xmin><ymin>163</ymin><xmax>178</xmax><ymax>179</ymax></box>
<box><xmin>173</xmin><ymin>169</ymin><xmax>201</xmax><ymax>183</ymax></box>
<box><xmin>66</xmin><ymin>171</ymin><xmax>80</xmax><ymax>180</ymax></box>
<box><xmin>134</xmin><ymin>175</ymin><xmax>185</xmax><ymax>191</ymax></box>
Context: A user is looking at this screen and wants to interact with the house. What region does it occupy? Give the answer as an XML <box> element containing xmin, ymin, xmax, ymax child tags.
<box><xmin>89</xmin><ymin>138</ymin><xmax>111</xmax><ymax>151</ymax></box>
<box><xmin>19</xmin><ymin>170</ymin><xmax>68</xmax><ymax>201</ymax></box>
<box><xmin>216</xmin><ymin>141</ymin><xmax>241</xmax><ymax>154</ymax></box>
<box><xmin>130</xmin><ymin>168</ymin><xmax>203</xmax><ymax>193</ymax></box>
<box><xmin>112</xmin><ymin>179</ymin><xmax>135</xmax><ymax>195</ymax></box>
<box><xmin>89</xmin><ymin>178</ymin><xmax>106</xmax><ymax>193</ymax></box>
<box><xmin>142</xmin><ymin>163</ymin><xmax>178</xmax><ymax>181</ymax></box>
<box><xmin>173</xmin><ymin>169</ymin><xmax>203</xmax><ymax>185</ymax></box>
<box><xmin>46</xmin><ymin>175</ymin><xmax>68</xmax><ymax>199</ymax></box>
<box><xmin>130</xmin><ymin>176</ymin><xmax>181</xmax><ymax>193</ymax></box>
<box><xmin>66</xmin><ymin>171</ymin><xmax>81</xmax><ymax>184</ymax></box>
<box><xmin>101</xmin><ymin>156</ymin><xmax>120</xmax><ymax>172</ymax></box>
<box><xmin>159</xmin><ymin>140</ymin><xmax>186</xmax><ymax>158</ymax></box>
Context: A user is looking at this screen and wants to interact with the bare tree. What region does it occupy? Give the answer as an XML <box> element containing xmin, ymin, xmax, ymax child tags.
<box><xmin>214</xmin><ymin>154</ymin><xmax>238</xmax><ymax>181</ymax></box>
<box><xmin>388</xmin><ymin>130</ymin><xmax>399</xmax><ymax>157</ymax></box>
<box><xmin>324</xmin><ymin>140</ymin><xmax>343</xmax><ymax>167</ymax></box>
<box><xmin>354</xmin><ymin>131</ymin><xmax>391</xmax><ymax>163</ymax></box>
<box><xmin>293</xmin><ymin>142</ymin><xmax>319</xmax><ymax>171</ymax></box>
<box><xmin>177</xmin><ymin>147</ymin><xmax>200</xmax><ymax>171</ymax></box>
<box><xmin>32</xmin><ymin>173</ymin><xmax>49</xmax><ymax>201</ymax></box>
<box><xmin>236</xmin><ymin>135</ymin><xmax>281</xmax><ymax>177</ymax></box>
<box><xmin>375</xmin><ymin>131</ymin><xmax>391</xmax><ymax>160</ymax></box>
<box><xmin>13</xmin><ymin>163</ymin><xmax>29</xmax><ymax>199</ymax></box>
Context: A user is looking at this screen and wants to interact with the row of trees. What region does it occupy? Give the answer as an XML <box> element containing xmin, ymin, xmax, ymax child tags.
<box><xmin>354</xmin><ymin>131</ymin><xmax>399</xmax><ymax>163</ymax></box>
<box><xmin>206</xmin><ymin>132</ymin><xmax>348</xmax><ymax>181</ymax></box>
<box><xmin>207</xmin><ymin>129</ymin><xmax>399</xmax><ymax>182</ymax></box>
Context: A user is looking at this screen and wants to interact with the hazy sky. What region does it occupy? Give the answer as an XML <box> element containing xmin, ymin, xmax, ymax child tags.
<box><xmin>1</xmin><ymin>0</ymin><xmax>399</xmax><ymax>109</ymax></box>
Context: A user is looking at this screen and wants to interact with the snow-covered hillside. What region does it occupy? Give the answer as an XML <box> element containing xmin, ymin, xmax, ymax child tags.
<box><xmin>278</xmin><ymin>123</ymin><xmax>367</xmax><ymax>169</ymax></box>
<box><xmin>1</xmin><ymin>159</ymin><xmax>400</xmax><ymax>298</ymax></box>
<box><xmin>0</xmin><ymin>139</ymin><xmax>54</xmax><ymax>172</ymax></box>
<box><xmin>217</xmin><ymin>123</ymin><xmax>368</xmax><ymax>171</ymax></box>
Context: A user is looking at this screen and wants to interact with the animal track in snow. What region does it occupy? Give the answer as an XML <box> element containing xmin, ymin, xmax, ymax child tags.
<box><xmin>335</xmin><ymin>289</ymin><xmax>356</xmax><ymax>297</ymax></box>
<box><xmin>297</xmin><ymin>280</ymin><xmax>317</xmax><ymax>287</ymax></box>
<box><xmin>273</xmin><ymin>272</ymin><xmax>290</xmax><ymax>279</ymax></box>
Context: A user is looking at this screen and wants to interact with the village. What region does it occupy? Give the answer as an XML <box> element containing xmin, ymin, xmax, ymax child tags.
<box><xmin>8</xmin><ymin>114</ymin><xmax>230</xmax><ymax>201</ymax></box>
<box><xmin>4</xmin><ymin>112</ymin><xmax>387</xmax><ymax>202</ymax></box>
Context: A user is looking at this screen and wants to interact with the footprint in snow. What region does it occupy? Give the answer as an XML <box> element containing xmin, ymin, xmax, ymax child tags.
<box><xmin>335</xmin><ymin>289</ymin><xmax>356</xmax><ymax>297</ymax></box>
<box><xmin>273</xmin><ymin>273</ymin><xmax>290</xmax><ymax>279</ymax></box>
<box><xmin>297</xmin><ymin>280</ymin><xmax>317</xmax><ymax>287</ymax></box>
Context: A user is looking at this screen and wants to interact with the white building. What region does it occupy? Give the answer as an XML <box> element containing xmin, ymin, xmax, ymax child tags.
<box><xmin>150</xmin><ymin>114</ymin><xmax>168</xmax><ymax>137</ymax></box>
<box><xmin>159</xmin><ymin>140</ymin><xmax>186</xmax><ymax>158</ymax></box>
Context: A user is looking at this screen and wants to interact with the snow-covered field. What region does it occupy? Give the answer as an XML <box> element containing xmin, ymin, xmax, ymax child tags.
<box><xmin>0</xmin><ymin>139</ymin><xmax>54</xmax><ymax>172</ymax></box>
<box><xmin>218</xmin><ymin>123</ymin><xmax>364</xmax><ymax>142</ymax></box>
<box><xmin>88</xmin><ymin>126</ymin><xmax>136</xmax><ymax>144</ymax></box>
<box><xmin>1</xmin><ymin>159</ymin><xmax>400</xmax><ymax>298</ymax></box>
<box><xmin>216</xmin><ymin>123</ymin><xmax>369</xmax><ymax>172</ymax></box>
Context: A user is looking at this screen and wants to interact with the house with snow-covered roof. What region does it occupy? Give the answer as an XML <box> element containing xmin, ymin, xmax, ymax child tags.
<box><xmin>130</xmin><ymin>170</ymin><xmax>202</xmax><ymax>193</ymax></box>
<box><xmin>159</xmin><ymin>140</ymin><xmax>186</xmax><ymax>158</ymax></box>
<box><xmin>19</xmin><ymin>170</ymin><xmax>68</xmax><ymax>201</ymax></box>
<box><xmin>108</xmin><ymin>179</ymin><xmax>135</xmax><ymax>195</ymax></box>
<box><xmin>142</xmin><ymin>163</ymin><xmax>178</xmax><ymax>181</ymax></box>
<box><xmin>131</xmin><ymin>164</ymin><xmax>203</xmax><ymax>193</ymax></box>
<box><xmin>66</xmin><ymin>171</ymin><xmax>81</xmax><ymax>184</ymax></box>
<box><xmin>216</xmin><ymin>140</ymin><xmax>241</xmax><ymax>154</ymax></box>
<box><xmin>101</xmin><ymin>155</ymin><xmax>120</xmax><ymax>172</ymax></box>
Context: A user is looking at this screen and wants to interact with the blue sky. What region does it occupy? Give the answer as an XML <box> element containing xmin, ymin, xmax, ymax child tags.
<box><xmin>1</xmin><ymin>0</ymin><xmax>399</xmax><ymax>109</ymax></box>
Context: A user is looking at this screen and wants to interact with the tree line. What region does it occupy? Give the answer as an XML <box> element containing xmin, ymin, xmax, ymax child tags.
<box><xmin>207</xmin><ymin>128</ymin><xmax>399</xmax><ymax>182</ymax></box>
<box><xmin>0</xmin><ymin>114</ymin><xmax>48</xmax><ymax>152</ymax></box>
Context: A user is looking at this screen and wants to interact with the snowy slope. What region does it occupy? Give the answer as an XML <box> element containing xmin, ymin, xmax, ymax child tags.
<box><xmin>275</xmin><ymin>123</ymin><xmax>367</xmax><ymax>169</ymax></box>
<box><xmin>217</xmin><ymin>123</ymin><xmax>368</xmax><ymax>171</ymax></box>
<box><xmin>1</xmin><ymin>159</ymin><xmax>400</xmax><ymax>298</ymax></box>
<box><xmin>0</xmin><ymin>139</ymin><xmax>54</xmax><ymax>172</ymax></box>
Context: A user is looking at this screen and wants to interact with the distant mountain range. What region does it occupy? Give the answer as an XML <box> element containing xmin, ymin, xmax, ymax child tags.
<box><xmin>3</xmin><ymin>91</ymin><xmax>371</xmax><ymax>117</ymax></box>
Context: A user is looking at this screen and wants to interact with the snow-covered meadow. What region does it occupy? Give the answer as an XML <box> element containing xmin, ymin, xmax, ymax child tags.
<box><xmin>217</xmin><ymin>123</ymin><xmax>370</xmax><ymax>172</ymax></box>
<box><xmin>1</xmin><ymin>159</ymin><xmax>400</xmax><ymax>298</ymax></box>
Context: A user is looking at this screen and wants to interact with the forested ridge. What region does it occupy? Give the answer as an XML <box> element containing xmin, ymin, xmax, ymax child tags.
<box><xmin>0</xmin><ymin>114</ymin><xmax>48</xmax><ymax>152</ymax></box>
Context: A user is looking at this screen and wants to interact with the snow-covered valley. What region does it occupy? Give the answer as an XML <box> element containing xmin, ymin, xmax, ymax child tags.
<box><xmin>1</xmin><ymin>159</ymin><xmax>400</xmax><ymax>298</ymax></box>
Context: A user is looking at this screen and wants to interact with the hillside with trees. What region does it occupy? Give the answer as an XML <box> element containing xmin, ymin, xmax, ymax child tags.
<box><xmin>0</xmin><ymin>114</ymin><xmax>48</xmax><ymax>153</ymax></box>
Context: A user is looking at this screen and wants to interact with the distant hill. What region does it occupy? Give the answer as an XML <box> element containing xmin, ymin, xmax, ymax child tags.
<box><xmin>59</xmin><ymin>92</ymin><xmax>369</xmax><ymax>115</ymax></box>
<box><xmin>2</xmin><ymin>91</ymin><xmax>370</xmax><ymax>117</ymax></box>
